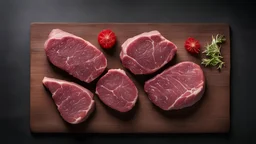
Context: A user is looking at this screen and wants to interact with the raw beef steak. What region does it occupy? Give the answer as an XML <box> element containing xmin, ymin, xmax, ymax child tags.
<box><xmin>144</xmin><ymin>61</ymin><xmax>205</xmax><ymax>110</ymax></box>
<box><xmin>44</xmin><ymin>29</ymin><xmax>107</xmax><ymax>83</ymax></box>
<box><xmin>42</xmin><ymin>77</ymin><xmax>95</xmax><ymax>124</ymax></box>
<box><xmin>120</xmin><ymin>30</ymin><xmax>177</xmax><ymax>75</ymax></box>
<box><xmin>95</xmin><ymin>69</ymin><xmax>138</xmax><ymax>112</ymax></box>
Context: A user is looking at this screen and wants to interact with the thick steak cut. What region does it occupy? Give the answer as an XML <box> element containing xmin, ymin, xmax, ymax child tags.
<box><xmin>144</xmin><ymin>61</ymin><xmax>205</xmax><ymax>110</ymax></box>
<box><xmin>120</xmin><ymin>30</ymin><xmax>177</xmax><ymax>75</ymax></box>
<box><xmin>42</xmin><ymin>77</ymin><xmax>95</xmax><ymax>124</ymax></box>
<box><xmin>95</xmin><ymin>69</ymin><xmax>138</xmax><ymax>112</ymax></box>
<box><xmin>44</xmin><ymin>29</ymin><xmax>107</xmax><ymax>83</ymax></box>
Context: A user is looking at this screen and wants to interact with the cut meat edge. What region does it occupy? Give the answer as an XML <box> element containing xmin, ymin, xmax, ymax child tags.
<box><xmin>121</xmin><ymin>30</ymin><xmax>161</xmax><ymax>50</ymax></box>
<box><xmin>121</xmin><ymin>55</ymin><xmax>150</xmax><ymax>74</ymax></box>
<box><xmin>69</xmin><ymin>99</ymin><xmax>95</xmax><ymax>124</ymax></box>
<box><xmin>42</xmin><ymin>77</ymin><xmax>93</xmax><ymax>98</ymax></box>
<box><xmin>44</xmin><ymin>29</ymin><xmax>98</xmax><ymax>52</ymax></box>
<box><xmin>84</xmin><ymin>53</ymin><xmax>107</xmax><ymax>83</ymax></box>
<box><xmin>167</xmin><ymin>82</ymin><xmax>205</xmax><ymax>110</ymax></box>
<box><xmin>96</xmin><ymin>85</ymin><xmax>138</xmax><ymax>112</ymax></box>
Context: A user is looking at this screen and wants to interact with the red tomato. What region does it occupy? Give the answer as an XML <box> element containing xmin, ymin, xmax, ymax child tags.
<box><xmin>184</xmin><ymin>37</ymin><xmax>201</xmax><ymax>54</ymax></box>
<box><xmin>98</xmin><ymin>29</ymin><xmax>116</xmax><ymax>49</ymax></box>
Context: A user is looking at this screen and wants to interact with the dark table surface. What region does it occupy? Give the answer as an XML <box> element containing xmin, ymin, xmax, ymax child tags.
<box><xmin>1</xmin><ymin>0</ymin><xmax>255</xmax><ymax>143</ymax></box>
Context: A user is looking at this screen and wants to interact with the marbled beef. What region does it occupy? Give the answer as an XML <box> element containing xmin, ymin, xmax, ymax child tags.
<box><xmin>42</xmin><ymin>77</ymin><xmax>95</xmax><ymax>124</ymax></box>
<box><xmin>95</xmin><ymin>69</ymin><xmax>138</xmax><ymax>112</ymax></box>
<box><xmin>44</xmin><ymin>29</ymin><xmax>107</xmax><ymax>83</ymax></box>
<box><xmin>144</xmin><ymin>61</ymin><xmax>205</xmax><ymax>110</ymax></box>
<box><xmin>120</xmin><ymin>30</ymin><xmax>177</xmax><ymax>75</ymax></box>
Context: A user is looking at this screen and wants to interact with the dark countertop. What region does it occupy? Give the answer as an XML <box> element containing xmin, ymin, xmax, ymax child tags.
<box><xmin>0</xmin><ymin>0</ymin><xmax>255</xmax><ymax>143</ymax></box>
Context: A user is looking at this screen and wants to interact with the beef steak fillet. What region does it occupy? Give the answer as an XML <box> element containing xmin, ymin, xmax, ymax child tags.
<box><xmin>95</xmin><ymin>69</ymin><xmax>138</xmax><ymax>112</ymax></box>
<box><xmin>120</xmin><ymin>30</ymin><xmax>177</xmax><ymax>75</ymax></box>
<box><xmin>42</xmin><ymin>77</ymin><xmax>95</xmax><ymax>124</ymax></box>
<box><xmin>44</xmin><ymin>29</ymin><xmax>107</xmax><ymax>83</ymax></box>
<box><xmin>144</xmin><ymin>61</ymin><xmax>205</xmax><ymax>110</ymax></box>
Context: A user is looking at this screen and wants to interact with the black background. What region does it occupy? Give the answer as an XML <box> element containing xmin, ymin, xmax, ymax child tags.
<box><xmin>0</xmin><ymin>0</ymin><xmax>255</xmax><ymax>143</ymax></box>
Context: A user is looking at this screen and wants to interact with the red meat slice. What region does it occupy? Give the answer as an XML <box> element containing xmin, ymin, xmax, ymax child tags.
<box><xmin>120</xmin><ymin>30</ymin><xmax>177</xmax><ymax>75</ymax></box>
<box><xmin>95</xmin><ymin>69</ymin><xmax>138</xmax><ymax>112</ymax></box>
<box><xmin>42</xmin><ymin>77</ymin><xmax>95</xmax><ymax>124</ymax></box>
<box><xmin>44</xmin><ymin>29</ymin><xmax>107</xmax><ymax>83</ymax></box>
<box><xmin>144</xmin><ymin>61</ymin><xmax>205</xmax><ymax>110</ymax></box>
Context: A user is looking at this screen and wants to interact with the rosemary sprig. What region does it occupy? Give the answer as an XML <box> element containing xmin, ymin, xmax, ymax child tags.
<box><xmin>201</xmin><ymin>34</ymin><xmax>226</xmax><ymax>70</ymax></box>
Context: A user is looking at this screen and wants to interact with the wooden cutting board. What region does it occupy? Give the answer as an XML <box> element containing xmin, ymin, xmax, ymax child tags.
<box><xmin>30</xmin><ymin>23</ymin><xmax>230</xmax><ymax>133</ymax></box>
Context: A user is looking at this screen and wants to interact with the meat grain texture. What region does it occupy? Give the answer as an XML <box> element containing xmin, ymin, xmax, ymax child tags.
<box><xmin>42</xmin><ymin>77</ymin><xmax>95</xmax><ymax>124</ymax></box>
<box><xmin>120</xmin><ymin>30</ymin><xmax>177</xmax><ymax>75</ymax></box>
<box><xmin>44</xmin><ymin>29</ymin><xmax>107</xmax><ymax>83</ymax></box>
<box><xmin>96</xmin><ymin>69</ymin><xmax>138</xmax><ymax>112</ymax></box>
<box><xmin>144</xmin><ymin>61</ymin><xmax>205</xmax><ymax>110</ymax></box>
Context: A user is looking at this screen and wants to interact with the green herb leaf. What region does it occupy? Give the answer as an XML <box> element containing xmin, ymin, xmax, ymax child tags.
<box><xmin>201</xmin><ymin>34</ymin><xmax>226</xmax><ymax>70</ymax></box>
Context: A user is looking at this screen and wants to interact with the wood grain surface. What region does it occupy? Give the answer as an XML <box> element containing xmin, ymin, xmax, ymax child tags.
<box><xmin>30</xmin><ymin>23</ymin><xmax>230</xmax><ymax>133</ymax></box>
